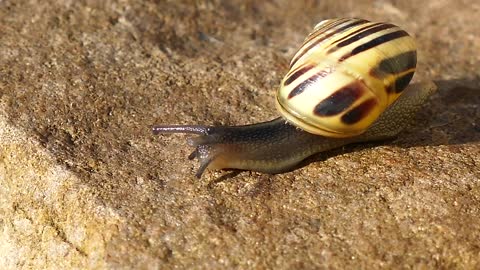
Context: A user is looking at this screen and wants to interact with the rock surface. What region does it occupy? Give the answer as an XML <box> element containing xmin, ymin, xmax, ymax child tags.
<box><xmin>1</xmin><ymin>0</ymin><xmax>479</xmax><ymax>268</ymax></box>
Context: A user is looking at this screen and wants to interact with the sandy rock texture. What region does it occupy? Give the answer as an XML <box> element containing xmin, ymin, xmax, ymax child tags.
<box><xmin>1</xmin><ymin>0</ymin><xmax>479</xmax><ymax>269</ymax></box>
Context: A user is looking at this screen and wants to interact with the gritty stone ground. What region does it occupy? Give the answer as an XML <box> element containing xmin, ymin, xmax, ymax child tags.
<box><xmin>0</xmin><ymin>0</ymin><xmax>479</xmax><ymax>269</ymax></box>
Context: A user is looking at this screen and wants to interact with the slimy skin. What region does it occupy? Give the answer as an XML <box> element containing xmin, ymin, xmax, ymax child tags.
<box><xmin>153</xmin><ymin>81</ymin><xmax>436</xmax><ymax>178</ymax></box>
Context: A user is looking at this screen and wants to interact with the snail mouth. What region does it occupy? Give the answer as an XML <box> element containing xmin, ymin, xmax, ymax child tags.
<box><xmin>275</xmin><ymin>96</ymin><xmax>364</xmax><ymax>138</ymax></box>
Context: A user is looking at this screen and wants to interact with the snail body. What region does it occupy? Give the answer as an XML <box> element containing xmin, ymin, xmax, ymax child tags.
<box><xmin>153</xmin><ymin>18</ymin><xmax>436</xmax><ymax>178</ymax></box>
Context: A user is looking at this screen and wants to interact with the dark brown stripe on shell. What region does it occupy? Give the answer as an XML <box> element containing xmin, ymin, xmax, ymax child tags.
<box><xmin>290</xmin><ymin>19</ymin><xmax>369</xmax><ymax>68</ymax></box>
<box><xmin>288</xmin><ymin>69</ymin><xmax>334</xmax><ymax>99</ymax></box>
<box><xmin>339</xmin><ymin>30</ymin><xmax>410</xmax><ymax>62</ymax></box>
<box><xmin>308</xmin><ymin>19</ymin><xmax>344</xmax><ymax>38</ymax></box>
<box><xmin>329</xmin><ymin>23</ymin><xmax>396</xmax><ymax>53</ymax></box>
<box><xmin>341</xmin><ymin>98</ymin><xmax>378</xmax><ymax>125</ymax></box>
<box><xmin>288</xmin><ymin>76</ymin><xmax>316</xmax><ymax>99</ymax></box>
<box><xmin>307</xmin><ymin>18</ymin><xmax>351</xmax><ymax>41</ymax></box>
<box><xmin>371</xmin><ymin>51</ymin><xmax>417</xmax><ymax>77</ymax></box>
<box><xmin>284</xmin><ymin>65</ymin><xmax>314</xmax><ymax>86</ymax></box>
<box><xmin>389</xmin><ymin>71</ymin><xmax>415</xmax><ymax>93</ymax></box>
<box><xmin>329</xmin><ymin>22</ymin><xmax>383</xmax><ymax>47</ymax></box>
<box><xmin>313</xmin><ymin>82</ymin><xmax>365</xmax><ymax>116</ymax></box>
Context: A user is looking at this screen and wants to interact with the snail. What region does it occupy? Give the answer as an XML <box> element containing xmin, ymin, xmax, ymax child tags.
<box><xmin>153</xmin><ymin>18</ymin><xmax>437</xmax><ymax>178</ymax></box>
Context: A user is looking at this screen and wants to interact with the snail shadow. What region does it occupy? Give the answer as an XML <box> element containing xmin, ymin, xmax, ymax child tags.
<box><xmin>393</xmin><ymin>78</ymin><xmax>479</xmax><ymax>147</ymax></box>
<box><xmin>207</xmin><ymin>171</ymin><xmax>276</xmax><ymax>198</ymax></box>
<box><xmin>207</xmin><ymin>170</ymin><xmax>243</xmax><ymax>188</ymax></box>
<box><xmin>300</xmin><ymin>78</ymin><xmax>480</xmax><ymax>168</ymax></box>
<box><xmin>396</xmin><ymin>78</ymin><xmax>480</xmax><ymax>146</ymax></box>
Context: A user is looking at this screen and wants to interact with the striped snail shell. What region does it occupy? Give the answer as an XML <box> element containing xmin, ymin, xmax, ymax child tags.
<box><xmin>276</xmin><ymin>18</ymin><xmax>417</xmax><ymax>138</ymax></box>
<box><xmin>153</xmin><ymin>18</ymin><xmax>436</xmax><ymax>178</ymax></box>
